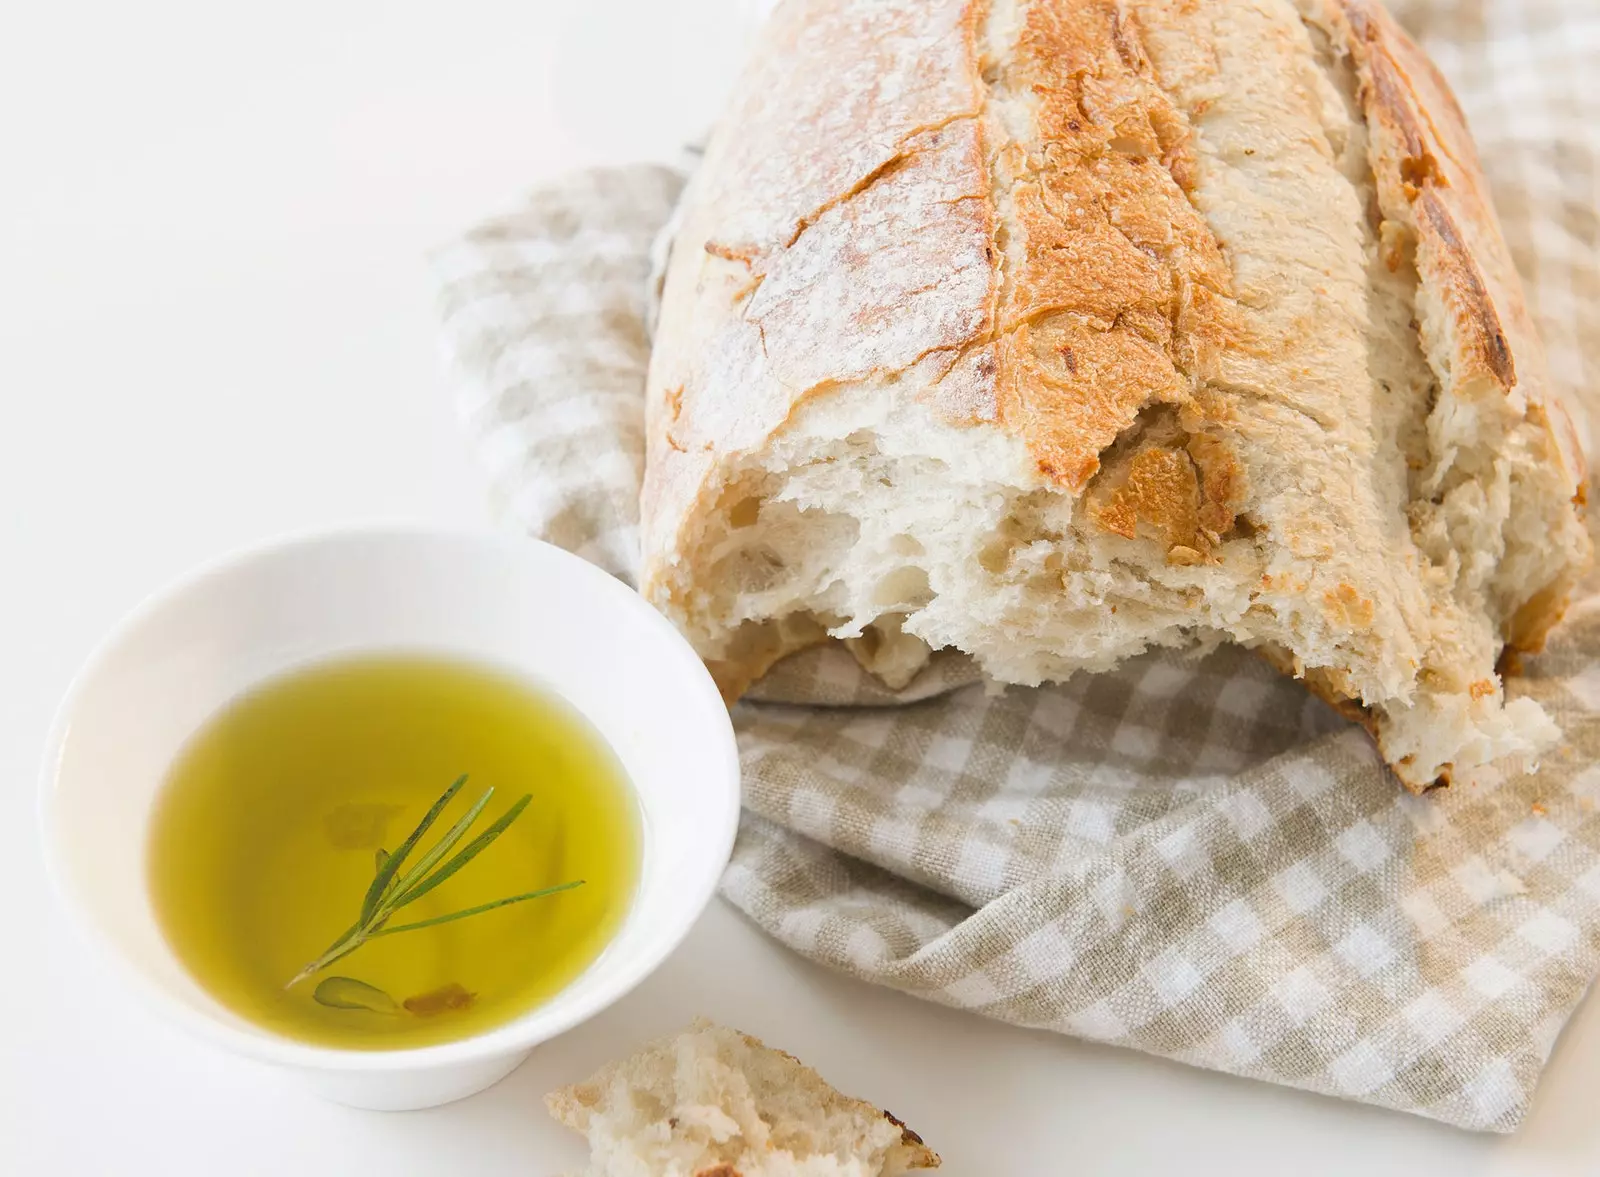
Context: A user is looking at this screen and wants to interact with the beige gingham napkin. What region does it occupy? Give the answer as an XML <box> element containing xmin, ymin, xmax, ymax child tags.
<box><xmin>432</xmin><ymin>0</ymin><xmax>1600</xmax><ymax>1132</ymax></box>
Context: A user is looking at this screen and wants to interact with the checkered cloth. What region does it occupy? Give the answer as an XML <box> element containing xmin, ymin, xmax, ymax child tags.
<box><xmin>432</xmin><ymin>0</ymin><xmax>1600</xmax><ymax>1132</ymax></box>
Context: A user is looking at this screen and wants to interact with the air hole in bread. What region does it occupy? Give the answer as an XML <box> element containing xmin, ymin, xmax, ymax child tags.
<box><xmin>873</xmin><ymin>566</ymin><xmax>932</xmax><ymax>610</ymax></box>
<box><xmin>728</xmin><ymin>495</ymin><xmax>764</xmax><ymax>528</ymax></box>
<box><xmin>977</xmin><ymin>537</ymin><xmax>1013</xmax><ymax>574</ymax></box>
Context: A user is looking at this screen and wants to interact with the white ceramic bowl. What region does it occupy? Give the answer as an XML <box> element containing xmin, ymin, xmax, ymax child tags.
<box><xmin>39</xmin><ymin>527</ymin><xmax>740</xmax><ymax>1110</ymax></box>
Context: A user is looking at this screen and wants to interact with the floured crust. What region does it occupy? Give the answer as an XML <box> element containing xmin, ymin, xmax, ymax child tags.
<box><xmin>642</xmin><ymin>0</ymin><xmax>992</xmax><ymax>569</ymax></box>
<box><xmin>641</xmin><ymin>0</ymin><xmax>1591</xmax><ymax>792</ymax></box>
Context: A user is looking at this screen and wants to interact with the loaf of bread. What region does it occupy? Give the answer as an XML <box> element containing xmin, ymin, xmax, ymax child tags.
<box><xmin>546</xmin><ymin>1019</ymin><xmax>939</xmax><ymax>1176</ymax></box>
<box><xmin>641</xmin><ymin>0</ymin><xmax>1590</xmax><ymax>791</ymax></box>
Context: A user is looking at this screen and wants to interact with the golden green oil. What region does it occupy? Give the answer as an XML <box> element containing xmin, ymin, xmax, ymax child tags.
<box><xmin>146</xmin><ymin>653</ymin><xmax>640</xmax><ymax>1049</ymax></box>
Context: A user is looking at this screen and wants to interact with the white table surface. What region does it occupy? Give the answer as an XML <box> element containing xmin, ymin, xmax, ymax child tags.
<box><xmin>4</xmin><ymin>2</ymin><xmax>1599</xmax><ymax>1173</ymax></box>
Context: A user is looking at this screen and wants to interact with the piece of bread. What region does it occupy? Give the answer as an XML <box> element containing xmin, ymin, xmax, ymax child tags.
<box><xmin>546</xmin><ymin>1019</ymin><xmax>939</xmax><ymax>1176</ymax></box>
<box><xmin>640</xmin><ymin>0</ymin><xmax>1590</xmax><ymax>792</ymax></box>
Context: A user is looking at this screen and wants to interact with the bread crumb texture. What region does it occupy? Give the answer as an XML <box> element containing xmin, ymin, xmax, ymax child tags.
<box><xmin>546</xmin><ymin>1019</ymin><xmax>939</xmax><ymax>1177</ymax></box>
<box><xmin>641</xmin><ymin>0</ymin><xmax>1590</xmax><ymax>792</ymax></box>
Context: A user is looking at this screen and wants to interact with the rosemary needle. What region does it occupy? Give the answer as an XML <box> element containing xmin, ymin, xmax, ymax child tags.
<box><xmin>285</xmin><ymin>776</ymin><xmax>584</xmax><ymax>989</ymax></box>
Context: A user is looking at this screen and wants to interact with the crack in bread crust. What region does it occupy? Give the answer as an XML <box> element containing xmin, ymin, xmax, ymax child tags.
<box><xmin>976</xmin><ymin>2</ymin><xmax>1237</xmax><ymax>493</ymax></box>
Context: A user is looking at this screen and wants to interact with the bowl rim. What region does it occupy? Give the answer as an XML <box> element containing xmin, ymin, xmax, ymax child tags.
<box><xmin>37</xmin><ymin>523</ymin><xmax>742</xmax><ymax>1073</ymax></box>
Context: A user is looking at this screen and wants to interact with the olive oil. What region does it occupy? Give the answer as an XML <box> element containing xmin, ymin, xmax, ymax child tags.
<box><xmin>146</xmin><ymin>653</ymin><xmax>640</xmax><ymax>1049</ymax></box>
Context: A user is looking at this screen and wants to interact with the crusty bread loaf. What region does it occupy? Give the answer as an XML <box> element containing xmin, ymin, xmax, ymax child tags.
<box><xmin>546</xmin><ymin>1019</ymin><xmax>939</xmax><ymax>1176</ymax></box>
<box><xmin>640</xmin><ymin>0</ymin><xmax>1590</xmax><ymax>792</ymax></box>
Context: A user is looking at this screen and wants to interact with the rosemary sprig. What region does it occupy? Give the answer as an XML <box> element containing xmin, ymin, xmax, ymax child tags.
<box><xmin>285</xmin><ymin>775</ymin><xmax>584</xmax><ymax>989</ymax></box>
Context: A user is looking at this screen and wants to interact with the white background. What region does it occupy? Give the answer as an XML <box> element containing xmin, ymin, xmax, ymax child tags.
<box><xmin>4</xmin><ymin>2</ymin><xmax>1599</xmax><ymax>1173</ymax></box>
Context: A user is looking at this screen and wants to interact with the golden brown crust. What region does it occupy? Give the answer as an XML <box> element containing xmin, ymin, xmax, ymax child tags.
<box><xmin>1319</xmin><ymin>0</ymin><xmax>1589</xmax><ymax>672</ymax></box>
<box><xmin>1084</xmin><ymin>406</ymin><xmax>1244</xmax><ymax>562</ymax></box>
<box><xmin>993</xmin><ymin>1</ymin><xmax>1234</xmax><ymax>493</ymax></box>
<box><xmin>1253</xmin><ymin>644</ymin><xmax>1452</xmax><ymax>792</ymax></box>
<box><xmin>1331</xmin><ymin>0</ymin><xmax>1584</xmax><ymax>488</ymax></box>
<box><xmin>1351</xmin><ymin>15</ymin><xmax>1514</xmax><ymax>388</ymax></box>
<box><xmin>1416</xmin><ymin>191</ymin><xmax>1515</xmax><ymax>386</ymax></box>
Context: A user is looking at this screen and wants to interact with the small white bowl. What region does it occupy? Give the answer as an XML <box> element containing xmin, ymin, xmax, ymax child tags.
<box><xmin>39</xmin><ymin>527</ymin><xmax>740</xmax><ymax>1110</ymax></box>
